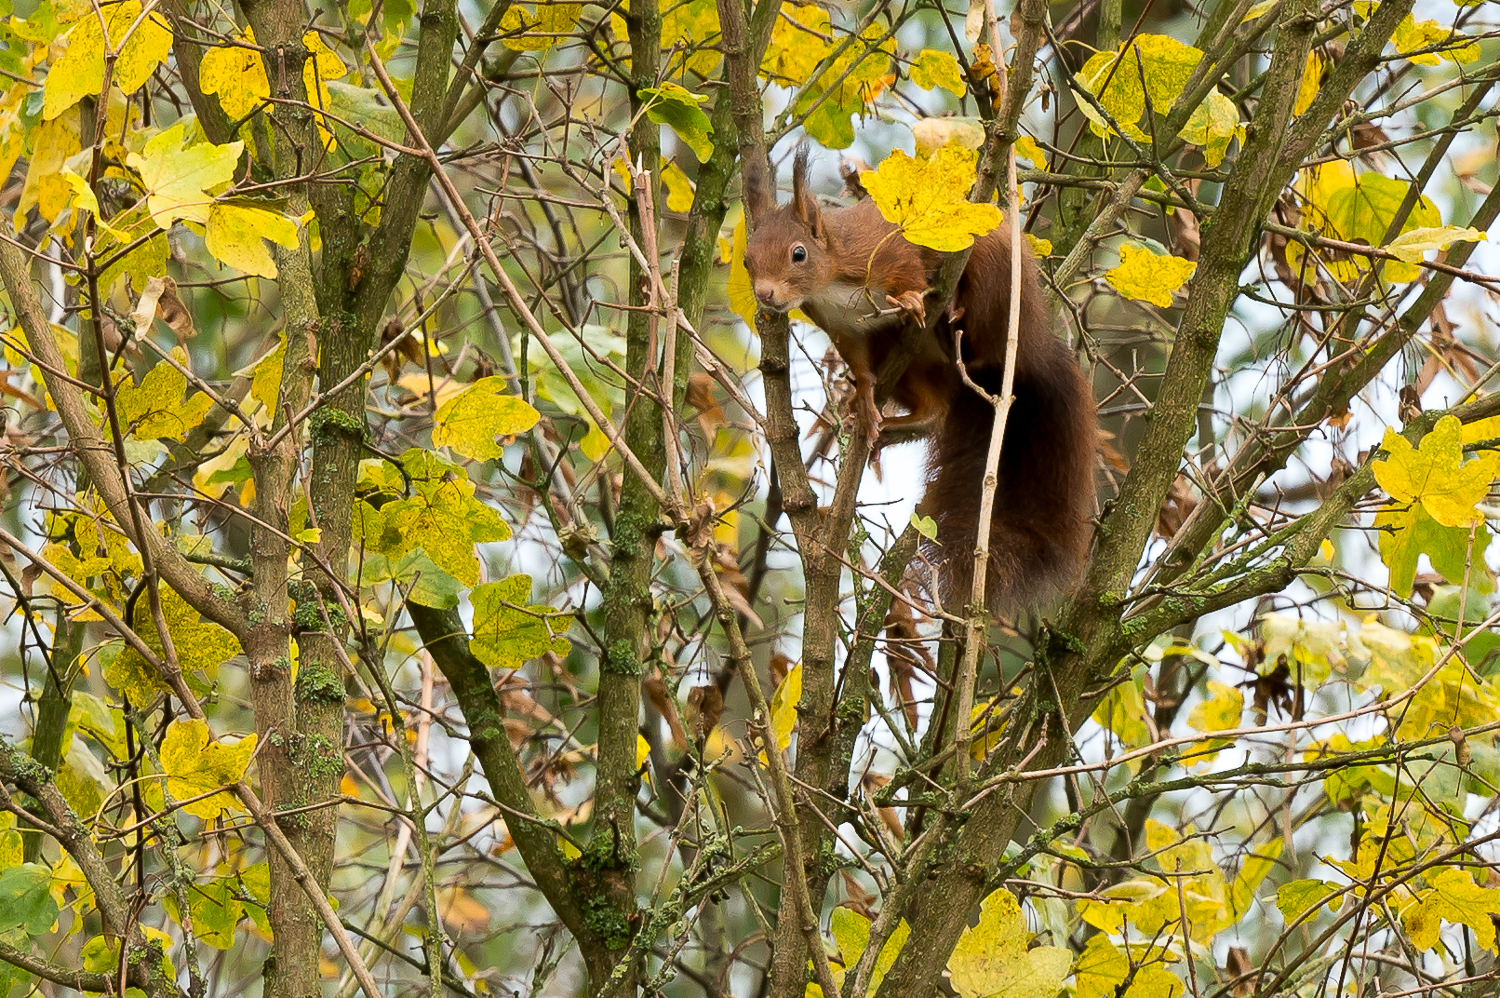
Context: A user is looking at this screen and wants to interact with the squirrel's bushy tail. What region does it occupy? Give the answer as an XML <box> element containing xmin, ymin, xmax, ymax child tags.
<box><xmin>925</xmin><ymin>351</ymin><xmax>1097</xmax><ymax>615</ymax></box>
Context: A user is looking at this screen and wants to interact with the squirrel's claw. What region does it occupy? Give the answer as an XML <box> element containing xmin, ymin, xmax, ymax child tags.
<box><xmin>887</xmin><ymin>290</ymin><xmax>926</xmax><ymax>324</ymax></box>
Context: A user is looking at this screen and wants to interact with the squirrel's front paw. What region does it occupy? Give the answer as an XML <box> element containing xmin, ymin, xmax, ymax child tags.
<box><xmin>887</xmin><ymin>290</ymin><xmax>926</xmax><ymax>324</ymax></box>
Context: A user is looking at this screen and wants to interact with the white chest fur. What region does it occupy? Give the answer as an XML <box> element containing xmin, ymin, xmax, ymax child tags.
<box><xmin>800</xmin><ymin>281</ymin><xmax>902</xmax><ymax>338</ymax></box>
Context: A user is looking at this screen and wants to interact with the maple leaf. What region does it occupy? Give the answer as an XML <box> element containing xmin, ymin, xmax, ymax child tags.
<box><xmin>126</xmin><ymin>122</ymin><xmax>243</xmax><ymax>229</ymax></box>
<box><xmin>1106</xmin><ymin>243</ymin><xmax>1196</xmax><ymax>307</ymax></box>
<box><xmin>861</xmin><ymin>145</ymin><xmax>1002</xmax><ymax>253</ymax></box>
<box><xmin>43</xmin><ymin>0</ymin><xmax>172</xmax><ymax>120</ymax></box>
<box><xmin>1373</xmin><ymin>416</ymin><xmax>1499</xmax><ymax>528</ymax></box>
<box><xmin>155</xmin><ymin>719</ymin><xmax>256</xmax><ymax>819</ymax></box>
<box><xmin>431</xmin><ymin>376</ymin><xmax>541</xmax><ymax>461</ymax></box>
<box><xmin>111</xmin><ymin>346</ymin><xmax>214</xmax><ymax>439</ymax></box>
<box><xmin>205</xmin><ymin>201</ymin><xmax>300</xmax><ymax>278</ymax></box>
<box><xmin>910</xmin><ymin>49</ymin><xmax>965</xmax><ymax>96</ymax></box>
<box><xmin>468</xmin><ymin>574</ymin><xmax>571</xmax><ymax>670</ymax></box>
<box><xmin>1403</xmin><ymin>868</ymin><xmax>1500</xmax><ymax>951</ymax></box>
<box><xmin>199</xmin><ymin>33</ymin><xmax>270</xmax><ymax>120</ymax></box>
<box><xmin>949</xmin><ymin>889</ymin><xmax>1073</xmax><ymax>998</ymax></box>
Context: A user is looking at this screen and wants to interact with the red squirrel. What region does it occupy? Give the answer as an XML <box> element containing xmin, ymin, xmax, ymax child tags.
<box><xmin>743</xmin><ymin>149</ymin><xmax>1098</xmax><ymax>612</ymax></box>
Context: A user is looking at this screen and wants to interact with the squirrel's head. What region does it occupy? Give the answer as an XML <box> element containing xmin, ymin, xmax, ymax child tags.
<box><xmin>744</xmin><ymin>147</ymin><xmax>830</xmax><ymax>314</ymax></box>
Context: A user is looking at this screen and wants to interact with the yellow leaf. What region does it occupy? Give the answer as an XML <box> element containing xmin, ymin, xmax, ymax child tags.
<box><xmin>948</xmin><ymin>889</ymin><xmax>1073</xmax><ymax>998</ymax></box>
<box><xmin>18</xmin><ymin>116</ymin><xmax>82</xmax><ymax>226</ymax></box>
<box><xmin>767</xmin><ymin>663</ymin><xmax>801</xmax><ymax>757</ymax></box>
<box><xmin>910</xmin><ymin>48</ymin><xmax>965</xmax><ymax>97</ymax></box>
<box><xmin>43</xmin><ymin>0</ymin><xmax>173</xmax><ymax>120</ymax></box>
<box><xmin>1294</xmin><ymin>51</ymin><xmax>1321</xmax><ymax>116</ymax></box>
<box><xmin>1024</xmin><ymin>233</ymin><xmax>1053</xmax><ymax>257</ymax></box>
<box><xmin>1106</xmin><ymin>243</ymin><xmax>1196</xmax><ymax>307</ymax></box>
<box><xmin>431</xmin><ymin>376</ymin><xmax>541</xmax><ymax>461</ymax></box>
<box><xmin>205</xmin><ymin>202</ymin><xmax>299</xmax><ymax>277</ymax></box>
<box><xmin>1383</xmin><ymin>225</ymin><xmax>1486</xmax><ymax>262</ymax></box>
<box><xmin>726</xmin><ymin>217</ymin><xmax>758</xmax><ymax>327</ymax></box>
<box><xmin>661</xmin><ymin>160</ymin><xmax>695</xmax><ymax>213</ymax></box>
<box><xmin>199</xmin><ymin>34</ymin><xmax>270</xmax><ymax>119</ymax></box>
<box><xmin>1373</xmin><ymin>416</ymin><xmax>1499</xmax><ymax>528</ymax></box>
<box><xmin>126</xmin><ymin>122</ymin><xmax>243</xmax><ymax>229</ymax></box>
<box><xmin>1013</xmin><ymin>135</ymin><xmax>1047</xmax><ymax>169</ymax></box>
<box><xmin>1187</xmin><ymin>680</ymin><xmax>1242</xmax><ymax>733</ymax></box>
<box><xmin>860</xmin><ymin>145</ymin><xmax>1002</xmax><ymax>253</ymax></box>
<box><xmin>579</xmin><ymin>420</ymin><xmax>612</xmax><ymax>462</ymax></box>
<box><xmin>1402</xmin><ymin>868</ymin><xmax>1500</xmax><ymax>951</ymax></box>
<box><xmin>157</xmin><ymin>719</ymin><xmax>256</xmax><ymax>819</ymax></box>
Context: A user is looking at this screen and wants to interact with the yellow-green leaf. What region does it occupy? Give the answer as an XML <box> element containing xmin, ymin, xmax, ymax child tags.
<box><xmin>1384</xmin><ymin>226</ymin><xmax>1486</xmax><ymax>262</ymax></box>
<box><xmin>127</xmin><ymin>122</ymin><xmax>243</xmax><ymax>230</ymax></box>
<box><xmin>157</xmin><ymin>719</ymin><xmax>255</xmax><ymax>819</ymax></box>
<box><xmin>498</xmin><ymin>3</ymin><xmax>582</xmax><ymax>50</ymax></box>
<box><xmin>861</xmin><ymin>145</ymin><xmax>1002</xmax><ymax>253</ymax></box>
<box><xmin>43</xmin><ymin>0</ymin><xmax>172</xmax><ymax>120</ymax></box>
<box><xmin>1106</xmin><ymin>243</ymin><xmax>1196</xmax><ymax>307</ymax></box>
<box><xmin>112</xmin><ymin>347</ymin><xmax>215</xmax><ymax>440</ymax></box>
<box><xmin>205</xmin><ymin>202</ymin><xmax>299</xmax><ymax>277</ymax></box>
<box><xmin>1373</xmin><ymin>416</ymin><xmax>1499</xmax><ymax>528</ymax></box>
<box><xmin>432</xmin><ymin>376</ymin><xmax>541</xmax><ymax>460</ymax></box>
<box><xmin>1178</xmin><ymin>90</ymin><xmax>1241</xmax><ymax>167</ymax></box>
<box><xmin>910</xmin><ymin>49</ymin><xmax>965</xmax><ymax>96</ymax></box>
<box><xmin>1276</xmin><ymin>879</ymin><xmax>1343</xmax><ymax>922</ymax></box>
<box><xmin>1187</xmin><ymin>680</ymin><xmax>1242</xmax><ymax>733</ymax></box>
<box><xmin>948</xmin><ymin>888</ymin><xmax>1073</xmax><ymax>998</ymax></box>
<box><xmin>106</xmin><ymin>586</ymin><xmax>238</xmax><ymax>701</ymax></box>
<box><xmin>1402</xmin><ymin>868</ymin><xmax>1500</xmax><ymax>951</ymax></box>
<box><xmin>468</xmin><ymin>574</ymin><xmax>571</xmax><ymax>670</ymax></box>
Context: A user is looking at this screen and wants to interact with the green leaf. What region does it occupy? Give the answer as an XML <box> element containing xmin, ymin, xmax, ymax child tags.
<box><xmin>163</xmin><ymin>876</ymin><xmax>241</xmax><ymax>949</ymax></box>
<box><xmin>326</xmin><ymin>80</ymin><xmax>409</xmax><ymax>146</ymax></box>
<box><xmin>126</xmin><ymin>122</ymin><xmax>243</xmax><ymax>230</ymax></box>
<box><xmin>949</xmin><ymin>889</ymin><xmax>1072</xmax><ymax>998</ymax></box>
<box><xmin>861</xmin><ymin>145</ymin><xmax>1002</xmax><ymax>253</ymax></box>
<box><xmin>1378</xmin><ymin>503</ymin><xmax>1492</xmax><ymax>596</ymax></box>
<box><xmin>638</xmin><ymin>82</ymin><xmax>713</xmax><ymax>162</ymax></box>
<box><xmin>469</xmin><ymin>574</ymin><xmax>571</xmax><ymax>670</ymax></box>
<box><xmin>1276</xmin><ymin>879</ymin><xmax>1344</xmax><ymax>922</ymax></box>
<box><xmin>910</xmin><ymin>49</ymin><xmax>965</xmax><ymax>96</ymax></box>
<box><xmin>205</xmin><ymin>201</ymin><xmax>299</xmax><ymax>278</ymax></box>
<box><xmin>431</xmin><ymin>376</ymin><xmax>541</xmax><ymax>460</ymax></box>
<box><xmin>0</xmin><ymin>864</ymin><xmax>59</xmax><ymax>934</ymax></box>
<box><xmin>910</xmin><ymin>513</ymin><xmax>937</xmax><ymax>540</ymax></box>
<box><xmin>156</xmin><ymin>718</ymin><xmax>256</xmax><ymax>819</ymax></box>
<box><xmin>1106</xmin><ymin>243</ymin><xmax>1196</xmax><ymax>307</ymax></box>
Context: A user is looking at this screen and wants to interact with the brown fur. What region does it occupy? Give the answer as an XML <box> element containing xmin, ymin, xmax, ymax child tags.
<box><xmin>743</xmin><ymin>150</ymin><xmax>1098</xmax><ymax>613</ymax></box>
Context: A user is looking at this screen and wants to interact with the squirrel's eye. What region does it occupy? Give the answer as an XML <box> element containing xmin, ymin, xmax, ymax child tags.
<box><xmin>791</xmin><ymin>244</ymin><xmax>807</xmax><ymax>263</ymax></box>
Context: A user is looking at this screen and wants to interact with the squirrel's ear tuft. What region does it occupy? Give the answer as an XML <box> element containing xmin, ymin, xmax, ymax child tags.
<box><xmin>791</xmin><ymin>145</ymin><xmax>822</xmax><ymax>239</ymax></box>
